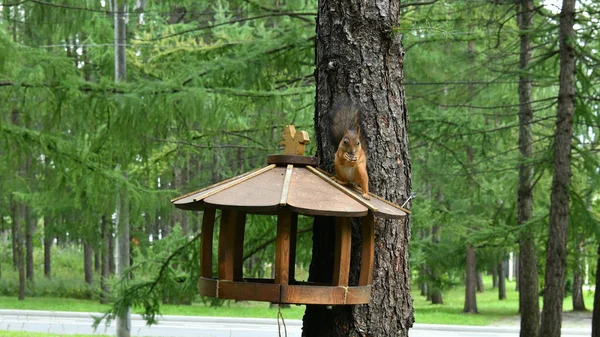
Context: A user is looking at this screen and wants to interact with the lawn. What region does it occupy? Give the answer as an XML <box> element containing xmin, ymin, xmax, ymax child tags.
<box><xmin>0</xmin><ymin>276</ymin><xmax>595</xmax><ymax>328</ymax></box>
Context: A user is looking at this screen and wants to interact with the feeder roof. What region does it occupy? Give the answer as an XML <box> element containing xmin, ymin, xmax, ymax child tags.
<box><xmin>171</xmin><ymin>155</ymin><xmax>408</xmax><ymax>219</ymax></box>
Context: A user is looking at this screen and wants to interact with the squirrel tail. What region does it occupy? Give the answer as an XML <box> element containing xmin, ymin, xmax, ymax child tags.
<box><xmin>330</xmin><ymin>97</ymin><xmax>362</xmax><ymax>144</ymax></box>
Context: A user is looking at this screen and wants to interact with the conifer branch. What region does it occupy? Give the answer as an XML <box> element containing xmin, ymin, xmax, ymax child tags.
<box><xmin>140</xmin><ymin>12</ymin><xmax>316</xmax><ymax>42</ymax></box>
<box><xmin>400</xmin><ymin>0</ymin><xmax>438</xmax><ymax>9</ymax></box>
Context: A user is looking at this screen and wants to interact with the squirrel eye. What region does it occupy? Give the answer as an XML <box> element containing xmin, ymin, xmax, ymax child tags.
<box><xmin>357</xmin><ymin>141</ymin><xmax>361</xmax><ymax>146</ymax></box>
<box><xmin>343</xmin><ymin>139</ymin><xmax>348</xmax><ymax>144</ymax></box>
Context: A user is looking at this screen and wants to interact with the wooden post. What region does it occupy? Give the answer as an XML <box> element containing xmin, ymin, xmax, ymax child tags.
<box><xmin>233</xmin><ymin>212</ymin><xmax>246</xmax><ymax>281</ymax></box>
<box><xmin>333</xmin><ymin>217</ymin><xmax>351</xmax><ymax>286</ymax></box>
<box><xmin>200</xmin><ymin>208</ymin><xmax>216</xmax><ymax>278</ymax></box>
<box><xmin>359</xmin><ymin>212</ymin><xmax>375</xmax><ymax>286</ymax></box>
<box><xmin>218</xmin><ymin>210</ymin><xmax>236</xmax><ymax>281</ymax></box>
<box><xmin>275</xmin><ymin>210</ymin><xmax>292</xmax><ymax>285</ymax></box>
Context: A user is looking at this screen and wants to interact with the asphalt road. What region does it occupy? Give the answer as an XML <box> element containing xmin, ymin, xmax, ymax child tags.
<box><xmin>0</xmin><ymin>310</ymin><xmax>591</xmax><ymax>337</ymax></box>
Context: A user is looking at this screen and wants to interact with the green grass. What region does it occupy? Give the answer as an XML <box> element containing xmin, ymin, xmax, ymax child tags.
<box><xmin>0</xmin><ymin>277</ymin><xmax>596</xmax><ymax>326</ymax></box>
<box><xmin>412</xmin><ymin>278</ymin><xmax>596</xmax><ymax>326</ymax></box>
<box><xmin>1</xmin><ymin>333</ymin><xmax>107</xmax><ymax>337</ymax></box>
<box><xmin>0</xmin><ymin>296</ymin><xmax>306</xmax><ymax>320</ymax></box>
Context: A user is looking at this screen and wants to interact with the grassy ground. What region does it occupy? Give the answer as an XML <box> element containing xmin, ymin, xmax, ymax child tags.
<box><xmin>2</xmin><ymin>278</ymin><xmax>595</xmax><ymax>326</ymax></box>
<box><xmin>412</xmin><ymin>278</ymin><xmax>596</xmax><ymax>325</ymax></box>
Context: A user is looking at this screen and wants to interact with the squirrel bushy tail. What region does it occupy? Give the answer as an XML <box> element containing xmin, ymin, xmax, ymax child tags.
<box><xmin>330</xmin><ymin>97</ymin><xmax>363</xmax><ymax>145</ymax></box>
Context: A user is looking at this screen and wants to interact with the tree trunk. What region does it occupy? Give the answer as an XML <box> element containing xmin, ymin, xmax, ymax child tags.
<box><xmin>592</xmin><ymin>243</ymin><xmax>600</xmax><ymax>337</ymax></box>
<box><xmin>116</xmin><ymin>183</ymin><xmax>130</xmax><ymax>337</ymax></box>
<box><xmin>476</xmin><ymin>272</ymin><xmax>484</xmax><ymax>293</ymax></box>
<box><xmin>84</xmin><ymin>241</ymin><xmax>93</xmax><ymax>285</ymax></box>
<box><xmin>25</xmin><ymin>207</ymin><xmax>34</xmax><ymax>281</ymax></box>
<box><xmin>539</xmin><ymin>1</ymin><xmax>576</xmax><ymax>336</ymax></box>
<box><xmin>302</xmin><ymin>1</ymin><xmax>413</xmax><ymax>336</ymax></box>
<box><xmin>16</xmin><ymin>204</ymin><xmax>26</xmax><ymax>300</ymax></box>
<box><xmin>94</xmin><ymin>250</ymin><xmax>100</xmax><ymax>273</ymax></box>
<box><xmin>463</xmin><ymin>244</ymin><xmax>478</xmax><ymax>313</ymax></box>
<box><xmin>516</xmin><ymin>3</ymin><xmax>539</xmax><ymax>334</ymax></box>
<box><xmin>101</xmin><ymin>215</ymin><xmax>110</xmax><ymax>304</ymax></box>
<box><xmin>497</xmin><ymin>262</ymin><xmax>506</xmax><ymax>300</ymax></box>
<box><xmin>572</xmin><ymin>269</ymin><xmax>586</xmax><ymax>311</ymax></box>
<box><xmin>430</xmin><ymin>219</ymin><xmax>442</xmax><ymax>305</ymax></box>
<box><xmin>492</xmin><ymin>266</ymin><xmax>498</xmax><ymax>288</ymax></box>
<box><xmin>11</xmin><ymin>203</ymin><xmax>17</xmax><ymax>268</ymax></box>
<box><xmin>113</xmin><ymin>0</ymin><xmax>130</xmax><ymax>335</ymax></box>
<box><xmin>44</xmin><ymin>217</ymin><xmax>52</xmax><ymax>278</ymax></box>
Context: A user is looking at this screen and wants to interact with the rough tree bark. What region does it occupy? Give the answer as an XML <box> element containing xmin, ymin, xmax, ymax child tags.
<box><xmin>84</xmin><ymin>241</ymin><xmax>93</xmax><ymax>285</ymax></box>
<box><xmin>572</xmin><ymin>269</ymin><xmax>585</xmax><ymax>311</ymax></box>
<box><xmin>25</xmin><ymin>207</ymin><xmax>34</xmax><ymax>281</ymax></box>
<box><xmin>44</xmin><ymin>216</ymin><xmax>52</xmax><ymax>278</ymax></box>
<box><xmin>101</xmin><ymin>215</ymin><xmax>110</xmax><ymax>304</ymax></box>
<box><xmin>516</xmin><ymin>0</ymin><xmax>539</xmax><ymax>335</ymax></box>
<box><xmin>476</xmin><ymin>272</ymin><xmax>484</xmax><ymax>293</ymax></box>
<box><xmin>497</xmin><ymin>261</ymin><xmax>506</xmax><ymax>300</ymax></box>
<box><xmin>539</xmin><ymin>1</ymin><xmax>576</xmax><ymax>336</ymax></box>
<box><xmin>463</xmin><ymin>245</ymin><xmax>478</xmax><ymax>313</ymax></box>
<box><xmin>430</xmin><ymin>210</ymin><xmax>443</xmax><ymax>305</ymax></box>
<box><xmin>592</xmin><ymin>243</ymin><xmax>600</xmax><ymax>337</ymax></box>
<box><xmin>302</xmin><ymin>0</ymin><xmax>413</xmax><ymax>336</ymax></box>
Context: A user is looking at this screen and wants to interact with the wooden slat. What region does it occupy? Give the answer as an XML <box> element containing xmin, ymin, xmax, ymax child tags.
<box><xmin>233</xmin><ymin>212</ymin><xmax>246</xmax><ymax>281</ymax></box>
<box><xmin>275</xmin><ymin>210</ymin><xmax>292</xmax><ymax>285</ymax></box>
<box><xmin>288</xmin><ymin>212</ymin><xmax>298</xmax><ymax>283</ymax></box>
<box><xmin>198</xmin><ymin>277</ymin><xmax>217</xmax><ymax>297</ymax></box>
<box><xmin>359</xmin><ymin>212</ymin><xmax>375</xmax><ymax>286</ymax></box>
<box><xmin>332</xmin><ymin>217</ymin><xmax>351</xmax><ymax>286</ymax></box>
<box><xmin>279</xmin><ymin>165</ymin><xmax>294</xmax><ymax>206</ymax></box>
<box><xmin>280</xmin><ymin>285</ymin><xmax>371</xmax><ymax>305</ymax></box>
<box><xmin>200</xmin><ymin>208</ymin><xmax>216</xmax><ymax>278</ymax></box>
<box><xmin>287</xmin><ymin>167</ymin><xmax>368</xmax><ymax>217</ymax></box>
<box><xmin>218</xmin><ymin>210</ymin><xmax>236</xmax><ymax>281</ymax></box>
<box><xmin>218</xmin><ymin>280</ymin><xmax>281</xmax><ymax>302</ymax></box>
<box><xmin>171</xmin><ymin>166</ymin><xmax>264</xmax><ymax>203</ymax></box>
<box><xmin>314</xmin><ymin>167</ymin><xmax>410</xmax><ymax>217</ymax></box>
<box><xmin>306</xmin><ymin>165</ymin><xmax>378</xmax><ymax>212</ymax></box>
<box><xmin>204</xmin><ymin>167</ymin><xmax>285</xmax><ymax>212</ymax></box>
<box><xmin>193</xmin><ymin>164</ymin><xmax>276</xmax><ymax>202</ymax></box>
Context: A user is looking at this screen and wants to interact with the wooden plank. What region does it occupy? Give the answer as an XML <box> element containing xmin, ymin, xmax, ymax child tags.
<box><xmin>275</xmin><ymin>210</ymin><xmax>292</xmax><ymax>285</ymax></box>
<box><xmin>204</xmin><ymin>167</ymin><xmax>285</xmax><ymax>212</ymax></box>
<box><xmin>218</xmin><ymin>280</ymin><xmax>281</xmax><ymax>302</ymax></box>
<box><xmin>172</xmin><ymin>166</ymin><xmax>264</xmax><ymax>203</ymax></box>
<box><xmin>314</xmin><ymin>167</ymin><xmax>410</xmax><ymax>217</ymax></box>
<box><xmin>359</xmin><ymin>212</ymin><xmax>375</xmax><ymax>286</ymax></box>
<box><xmin>343</xmin><ymin>285</ymin><xmax>372</xmax><ymax>304</ymax></box>
<box><xmin>200</xmin><ymin>208</ymin><xmax>216</xmax><ymax>278</ymax></box>
<box><xmin>306</xmin><ymin>165</ymin><xmax>378</xmax><ymax>212</ymax></box>
<box><xmin>218</xmin><ymin>210</ymin><xmax>236</xmax><ymax>281</ymax></box>
<box><xmin>233</xmin><ymin>212</ymin><xmax>246</xmax><ymax>281</ymax></box>
<box><xmin>287</xmin><ymin>167</ymin><xmax>368</xmax><ymax>217</ymax></box>
<box><xmin>279</xmin><ymin>165</ymin><xmax>294</xmax><ymax>206</ymax></box>
<box><xmin>198</xmin><ymin>277</ymin><xmax>217</xmax><ymax>297</ymax></box>
<box><xmin>279</xmin><ymin>285</ymin><xmax>371</xmax><ymax>305</ymax></box>
<box><xmin>288</xmin><ymin>212</ymin><xmax>298</xmax><ymax>283</ymax></box>
<box><xmin>332</xmin><ymin>217</ymin><xmax>351</xmax><ymax>286</ymax></box>
<box><xmin>193</xmin><ymin>164</ymin><xmax>276</xmax><ymax>202</ymax></box>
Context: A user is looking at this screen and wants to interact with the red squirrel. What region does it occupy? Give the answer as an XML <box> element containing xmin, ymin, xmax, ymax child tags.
<box><xmin>330</xmin><ymin>99</ymin><xmax>370</xmax><ymax>200</ymax></box>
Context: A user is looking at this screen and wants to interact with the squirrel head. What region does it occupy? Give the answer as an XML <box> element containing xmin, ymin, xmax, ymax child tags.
<box><xmin>338</xmin><ymin>129</ymin><xmax>362</xmax><ymax>162</ymax></box>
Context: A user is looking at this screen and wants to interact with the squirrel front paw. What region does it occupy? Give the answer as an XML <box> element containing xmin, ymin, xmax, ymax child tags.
<box><xmin>333</xmin><ymin>177</ymin><xmax>348</xmax><ymax>185</ymax></box>
<box><xmin>362</xmin><ymin>192</ymin><xmax>371</xmax><ymax>200</ymax></box>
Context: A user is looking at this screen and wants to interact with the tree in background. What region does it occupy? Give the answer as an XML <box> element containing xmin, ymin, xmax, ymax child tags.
<box><xmin>539</xmin><ymin>0</ymin><xmax>576</xmax><ymax>336</ymax></box>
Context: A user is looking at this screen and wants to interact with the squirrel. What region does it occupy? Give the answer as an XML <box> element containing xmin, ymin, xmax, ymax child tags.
<box><xmin>330</xmin><ymin>98</ymin><xmax>370</xmax><ymax>200</ymax></box>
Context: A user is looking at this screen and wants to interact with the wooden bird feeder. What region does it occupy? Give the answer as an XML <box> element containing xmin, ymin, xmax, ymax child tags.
<box><xmin>171</xmin><ymin>125</ymin><xmax>408</xmax><ymax>305</ymax></box>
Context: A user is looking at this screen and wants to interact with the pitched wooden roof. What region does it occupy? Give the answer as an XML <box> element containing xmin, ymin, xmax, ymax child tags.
<box><xmin>171</xmin><ymin>158</ymin><xmax>408</xmax><ymax>219</ymax></box>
